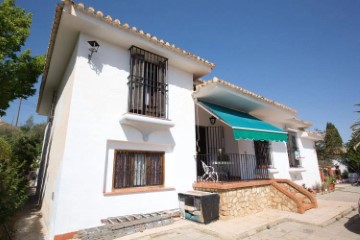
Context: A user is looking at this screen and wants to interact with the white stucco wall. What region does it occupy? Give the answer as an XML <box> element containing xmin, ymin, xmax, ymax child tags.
<box><xmin>47</xmin><ymin>33</ymin><xmax>198</xmax><ymax>236</ymax></box>
<box><xmin>40</xmin><ymin>41</ymin><xmax>78</xmax><ymax>238</ymax></box>
<box><xmin>270</xmin><ymin>131</ymin><xmax>321</xmax><ymax>188</ymax></box>
<box><xmin>297</xmin><ymin>137</ymin><xmax>322</xmax><ymax>187</ymax></box>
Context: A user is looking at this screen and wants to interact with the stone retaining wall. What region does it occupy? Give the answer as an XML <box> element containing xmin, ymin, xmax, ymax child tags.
<box><xmin>193</xmin><ymin>179</ymin><xmax>317</xmax><ymax>219</ymax></box>
<box><xmin>216</xmin><ymin>185</ymin><xmax>297</xmax><ymax>218</ymax></box>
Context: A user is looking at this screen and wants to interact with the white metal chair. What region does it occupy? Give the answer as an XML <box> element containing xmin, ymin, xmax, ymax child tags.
<box><xmin>201</xmin><ymin>161</ymin><xmax>218</xmax><ymax>182</ymax></box>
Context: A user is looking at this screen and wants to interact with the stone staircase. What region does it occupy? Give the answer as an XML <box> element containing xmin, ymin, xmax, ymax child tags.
<box><xmin>193</xmin><ymin>178</ymin><xmax>318</xmax><ymax>219</ymax></box>
<box><xmin>271</xmin><ymin>179</ymin><xmax>317</xmax><ymax>214</ymax></box>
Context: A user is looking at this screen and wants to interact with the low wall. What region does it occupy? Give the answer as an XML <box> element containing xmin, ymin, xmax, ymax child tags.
<box><xmin>193</xmin><ymin>179</ymin><xmax>317</xmax><ymax>219</ymax></box>
<box><xmin>218</xmin><ymin>185</ymin><xmax>297</xmax><ymax>218</ymax></box>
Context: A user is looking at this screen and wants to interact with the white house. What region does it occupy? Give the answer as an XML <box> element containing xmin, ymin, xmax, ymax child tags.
<box><xmin>36</xmin><ymin>1</ymin><xmax>213</xmax><ymax>239</ymax></box>
<box><xmin>36</xmin><ymin>1</ymin><xmax>322</xmax><ymax>239</ymax></box>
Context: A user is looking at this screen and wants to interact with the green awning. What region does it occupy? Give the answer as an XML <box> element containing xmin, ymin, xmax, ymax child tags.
<box><xmin>200</xmin><ymin>101</ymin><xmax>288</xmax><ymax>142</ymax></box>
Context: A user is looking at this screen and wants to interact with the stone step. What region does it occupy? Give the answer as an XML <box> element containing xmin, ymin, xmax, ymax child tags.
<box><xmin>73</xmin><ymin>209</ymin><xmax>179</xmax><ymax>240</ymax></box>
<box><xmin>303</xmin><ymin>203</ymin><xmax>314</xmax><ymax>211</ymax></box>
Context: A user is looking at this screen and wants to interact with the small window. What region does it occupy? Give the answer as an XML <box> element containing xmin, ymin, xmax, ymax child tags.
<box><xmin>113</xmin><ymin>151</ymin><xmax>164</xmax><ymax>189</ymax></box>
<box><xmin>287</xmin><ymin>132</ymin><xmax>301</xmax><ymax>167</ymax></box>
<box><xmin>128</xmin><ymin>46</ymin><xmax>168</xmax><ymax>119</ymax></box>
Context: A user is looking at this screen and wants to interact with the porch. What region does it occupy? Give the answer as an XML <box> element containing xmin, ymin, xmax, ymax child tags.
<box><xmin>196</xmin><ymin>153</ymin><xmax>272</xmax><ymax>182</ymax></box>
<box><xmin>191</xmin><ymin>94</ymin><xmax>318</xmax><ymax>218</ymax></box>
<box><xmin>194</xmin><ymin>100</ymin><xmax>302</xmax><ymax>184</ymax></box>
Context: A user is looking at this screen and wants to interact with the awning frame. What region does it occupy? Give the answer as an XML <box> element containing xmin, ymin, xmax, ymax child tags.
<box><xmin>196</xmin><ymin>101</ymin><xmax>288</xmax><ymax>142</ymax></box>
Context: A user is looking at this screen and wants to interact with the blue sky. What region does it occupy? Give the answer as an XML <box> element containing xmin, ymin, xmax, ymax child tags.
<box><xmin>2</xmin><ymin>0</ymin><xmax>359</xmax><ymax>142</ymax></box>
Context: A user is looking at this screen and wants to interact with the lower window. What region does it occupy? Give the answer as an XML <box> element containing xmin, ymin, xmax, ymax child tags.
<box><xmin>113</xmin><ymin>151</ymin><xmax>164</xmax><ymax>189</ymax></box>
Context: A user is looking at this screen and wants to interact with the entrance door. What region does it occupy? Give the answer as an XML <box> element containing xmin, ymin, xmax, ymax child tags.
<box><xmin>196</xmin><ymin>126</ymin><xmax>225</xmax><ymax>179</ymax></box>
<box><xmin>196</xmin><ymin>126</ymin><xmax>225</xmax><ymax>155</ymax></box>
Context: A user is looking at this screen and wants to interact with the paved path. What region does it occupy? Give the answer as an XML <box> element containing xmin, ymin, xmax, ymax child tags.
<box><xmin>243</xmin><ymin>211</ymin><xmax>360</xmax><ymax>240</ymax></box>
<box><xmin>119</xmin><ymin>184</ymin><xmax>360</xmax><ymax>240</ymax></box>
<box><xmin>12</xmin><ymin>188</ymin><xmax>47</xmax><ymax>240</ymax></box>
<box><xmin>10</xmin><ymin>184</ymin><xmax>360</xmax><ymax>240</ymax></box>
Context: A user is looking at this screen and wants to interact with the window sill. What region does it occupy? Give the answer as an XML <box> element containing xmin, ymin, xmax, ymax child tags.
<box><xmin>104</xmin><ymin>186</ymin><xmax>175</xmax><ymax>195</ymax></box>
<box><xmin>120</xmin><ymin>113</ymin><xmax>175</xmax><ymax>141</ymax></box>
<box><xmin>289</xmin><ymin>167</ymin><xmax>306</xmax><ymax>172</ymax></box>
<box><xmin>268</xmin><ymin>168</ymin><xmax>279</xmax><ymax>174</ymax></box>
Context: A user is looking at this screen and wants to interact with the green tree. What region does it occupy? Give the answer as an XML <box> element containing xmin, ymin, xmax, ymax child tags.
<box><xmin>0</xmin><ymin>137</ymin><xmax>11</xmax><ymax>160</ymax></box>
<box><xmin>315</xmin><ymin>129</ymin><xmax>325</xmax><ymax>161</ymax></box>
<box><xmin>0</xmin><ymin>119</ymin><xmax>20</xmax><ymax>139</ymax></box>
<box><xmin>0</xmin><ymin>137</ymin><xmax>28</xmax><ymax>225</ymax></box>
<box><xmin>316</xmin><ymin>123</ymin><xmax>343</xmax><ymax>166</ymax></box>
<box><xmin>342</xmin><ymin>104</ymin><xmax>360</xmax><ymax>173</ymax></box>
<box><xmin>0</xmin><ymin>120</ymin><xmax>45</xmax><ymax>226</ymax></box>
<box><xmin>351</xmin><ymin>104</ymin><xmax>360</xmax><ymax>149</ymax></box>
<box><xmin>0</xmin><ymin>158</ymin><xmax>28</xmax><ymax>225</ymax></box>
<box><xmin>324</xmin><ymin>122</ymin><xmax>343</xmax><ymax>158</ymax></box>
<box><xmin>0</xmin><ymin>0</ymin><xmax>45</xmax><ymax>116</ymax></box>
<box><xmin>11</xmin><ymin>134</ymin><xmax>38</xmax><ymax>175</ymax></box>
<box><xmin>344</xmin><ymin>134</ymin><xmax>360</xmax><ymax>174</ymax></box>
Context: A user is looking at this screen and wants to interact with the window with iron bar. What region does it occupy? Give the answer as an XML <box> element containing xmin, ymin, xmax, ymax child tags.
<box><xmin>127</xmin><ymin>46</ymin><xmax>168</xmax><ymax>119</ymax></box>
<box><xmin>287</xmin><ymin>132</ymin><xmax>301</xmax><ymax>167</ymax></box>
<box><xmin>113</xmin><ymin>150</ymin><xmax>164</xmax><ymax>189</ymax></box>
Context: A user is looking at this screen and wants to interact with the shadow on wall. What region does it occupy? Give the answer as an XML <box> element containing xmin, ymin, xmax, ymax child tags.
<box><xmin>36</xmin><ymin>122</ymin><xmax>53</xmax><ymax>209</ymax></box>
<box><xmin>89</xmin><ymin>57</ymin><xmax>103</xmax><ymax>75</ymax></box>
<box><xmin>120</xmin><ymin>125</ymin><xmax>175</xmax><ymax>146</ymax></box>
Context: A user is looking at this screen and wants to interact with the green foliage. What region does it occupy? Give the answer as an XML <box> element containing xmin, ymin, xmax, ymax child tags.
<box><xmin>324</xmin><ymin>122</ymin><xmax>343</xmax><ymax>157</ymax></box>
<box><xmin>0</xmin><ymin>137</ymin><xmax>29</xmax><ymax>225</ymax></box>
<box><xmin>351</xmin><ymin>104</ymin><xmax>360</xmax><ymax>149</ymax></box>
<box><xmin>0</xmin><ymin>117</ymin><xmax>46</xmax><ymax>225</ymax></box>
<box><xmin>315</xmin><ymin>129</ymin><xmax>326</xmax><ymax>161</ymax></box>
<box><xmin>0</xmin><ymin>0</ymin><xmax>45</xmax><ymax>116</ymax></box>
<box><xmin>11</xmin><ymin>134</ymin><xmax>38</xmax><ymax>175</ymax></box>
<box><xmin>0</xmin><ymin>158</ymin><xmax>28</xmax><ymax>225</ymax></box>
<box><xmin>325</xmin><ymin>175</ymin><xmax>336</xmax><ymax>185</ymax></box>
<box><xmin>0</xmin><ymin>120</ymin><xmax>20</xmax><ymax>139</ymax></box>
<box><xmin>315</xmin><ymin>123</ymin><xmax>343</xmax><ymax>165</ymax></box>
<box><xmin>344</xmin><ymin>134</ymin><xmax>360</xmax><ymax>174</ymax></box>
<box><xmin>343</xmin><ymin>104</ymin><xmax>360</xmax><ymax>174</ymax></box>
<box><xmin>0</xmin><ymin>137</ymin><xmax>11</xmax><ymax>161</ymax></box>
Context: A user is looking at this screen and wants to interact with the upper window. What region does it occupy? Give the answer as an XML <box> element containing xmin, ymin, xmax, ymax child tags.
<box><xmin>113</xmin><ymin>150</ymin><xmax>164</xmax><ymax>189</ymax></box>
<box><xmin>128</xmin><ymin>46</ymin><xmax>168</xmax><ymax>119</ymax></box>
<box><xmin>287</xmin><ymin>132</ymin><xmax>301</xmax><ymax>167</ymax></box>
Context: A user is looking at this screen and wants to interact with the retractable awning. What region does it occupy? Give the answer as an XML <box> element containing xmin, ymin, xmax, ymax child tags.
<box><xmin>199</xmin><ymin>101</ymin><xmax>288</xmax><ymax>142</ymax></box>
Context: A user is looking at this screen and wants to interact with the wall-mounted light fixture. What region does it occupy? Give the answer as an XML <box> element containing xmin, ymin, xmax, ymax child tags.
<box><xmin>209</xmin><ymin>115</ymin><xmax>216</xmax><ymax>125</ymax></box>
<box><xmin>87</xmin><ymin>40</ymin><xmax>100</xmax><ymax>62</ymax></box>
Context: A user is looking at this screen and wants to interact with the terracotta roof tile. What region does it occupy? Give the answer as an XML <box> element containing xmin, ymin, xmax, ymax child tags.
<box><xmin>196</xmin><ymin>77</ymin><xmax>298</xmax><ymax>114</ymax></box>
<box><xmin>71</xmin><ymin>1</ymin><xmax>215</xmax><ymax>69</ymax></box>
<box><xmin>304</xmin><ymin>130</ymin><xmax>324</xmax><ymax>140</ymax></box>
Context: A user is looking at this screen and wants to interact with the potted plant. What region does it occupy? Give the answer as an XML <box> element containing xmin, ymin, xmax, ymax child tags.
<box><xmin>325</xmin><ymin>176</ymin><xmax>336</xmax><ymax>191</ymax></box>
